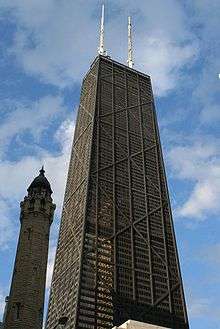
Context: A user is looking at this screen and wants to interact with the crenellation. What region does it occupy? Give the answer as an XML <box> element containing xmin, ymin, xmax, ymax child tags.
<box><xmin>20</xmin><ymin>194</ymin><xmax>56</xmax><ymax>222</ymax></box>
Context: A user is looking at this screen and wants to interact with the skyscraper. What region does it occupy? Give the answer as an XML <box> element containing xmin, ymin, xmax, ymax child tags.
<box><xmin>46</xmin><ymin>54</ymin><xmax>189</xmax><ymax>329</ymax></box>
<box><xmin>4</xmin><ymin>168</ymin><xmax>56</xmax><ymax>329</ymax></box>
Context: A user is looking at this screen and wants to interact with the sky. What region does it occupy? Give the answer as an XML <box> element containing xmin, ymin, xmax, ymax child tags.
<box><xmin>0</xmin><ymin>0</ymin><xmax>220</xmax><ymax>328</ymax></box>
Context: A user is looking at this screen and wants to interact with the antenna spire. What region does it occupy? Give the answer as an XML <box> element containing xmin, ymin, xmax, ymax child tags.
<box><xmin>98</xmin><ymin>4</ymin><xmax>107</xmax><ymax>56</ymax></box>
<box><xmin>127</xmin><ymin>16</ymin><xmax>134</xmax><ymax>68</ymax></box>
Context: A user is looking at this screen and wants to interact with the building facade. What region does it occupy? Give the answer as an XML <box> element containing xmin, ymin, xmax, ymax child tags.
<box><xmin>3</xmin><ymin>168</ymin><xmax>56</xmax><ymax>329</ymax></box>
<box><xmin>46</xmin><ymin>55</ymin><xmax>189</xmax><ymax>329</ymax></box>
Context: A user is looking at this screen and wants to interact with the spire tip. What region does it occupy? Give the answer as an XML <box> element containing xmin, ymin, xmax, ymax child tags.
<box><xmin>98</xmin><ymin>4</ymin><xmax>107</xmax><ymax>56</ymax></box>
<box><xmin>40</xmin><ymin>166</ymin><xmax>45</xmax><ymax>176</ymax></box>
<box><xmin>127</xmin><ymin>16</ymin><xmax>134</xmax><ymax>68</ymax></box>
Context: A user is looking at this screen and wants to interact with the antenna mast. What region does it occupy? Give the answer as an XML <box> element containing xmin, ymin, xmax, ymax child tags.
<box><xmin>127</xmin><ymin>16</ymin><xmax>134</xmax><ymax>68</ymax></box>
<box><xmin>98</xmin><ymin>4</ymin><xmax>107</xmax><ymax>56</ymax></box>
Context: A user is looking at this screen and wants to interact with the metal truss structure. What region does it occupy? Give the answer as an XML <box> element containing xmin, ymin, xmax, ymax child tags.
<box><xmin>46</xmin><ymin>56</ymin><xmax>189</xmax><ymax>329</ymax></box>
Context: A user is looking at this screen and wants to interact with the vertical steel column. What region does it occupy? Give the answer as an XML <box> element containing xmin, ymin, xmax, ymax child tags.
<box><xmin>112</xmin><ymin>62</ymin><xmax>117</xmax><ymax>292</ymax></box>
<box><xmin>125</xmin><ymin>70</ymin><xmax>136</xmax><ymax>300</ymax></box>
<box><xmin>74</xmin><ymin>59</ymin><xmax>100</xmax><ymax>328</ymax></box>
<box><xmin>94</xmin><ymin>63</ymin><xmax>101</xmax><ymax>329</ymax></box>
<box><xmin>151</xmin><ymin>100</ymin><xmax>173</xmax><ymax>313</ymax></box>
<box><xmin>136</xmin><ymin>74</ymin><xmax>154</xmax><ymax>305</ymax></box>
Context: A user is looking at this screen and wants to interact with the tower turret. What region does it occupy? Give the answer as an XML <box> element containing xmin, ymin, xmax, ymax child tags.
<box><xmin>3</xmin><ymin>167</ymin><xmax>56</xmax><ymax>329</ymax></box>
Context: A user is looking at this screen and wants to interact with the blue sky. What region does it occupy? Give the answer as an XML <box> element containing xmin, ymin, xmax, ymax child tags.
<box><xmin>0</xmin><ymin>1</ymin><xmax>220</xmax><ymax>328</ymax></box>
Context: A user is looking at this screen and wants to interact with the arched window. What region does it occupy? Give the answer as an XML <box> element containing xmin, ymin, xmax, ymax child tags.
<box><xmin>27</xmin><ymin>228</ymin><xmax>32</xmax><ymax>240</ymax></box>
<box><xmin>29</xmin><ymin>198</ymin><xmax>35</xmax><ymax>209</ymax></box>
<box><xmin>14</xmin><ymin>302</ymin><xmax>21</xmax><ymax>320</ymax></box>
<box><xmin>40</xmin><ymin>198</ymin><xmax>46</xmax><ymax>209</ymax></box>
<box><xmin>39</xmin><ymin>308</ymin><xmax>43</xmax><ymax>323</ymax></box>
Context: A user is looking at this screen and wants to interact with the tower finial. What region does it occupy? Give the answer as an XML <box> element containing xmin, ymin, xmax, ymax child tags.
<box><xmin>127</xmin><ymin>16</ymin><xmax>134</xmax><ymax>68</ymax></box>
<box><xmin>98</xmin><ymin>4</ymin><xmax>107</xmax><ymax>56</ymax></box>
<box><xmin>40</xmin><ymin>165</ymin><xmax>45</xmax><ymax>176</ymax></box>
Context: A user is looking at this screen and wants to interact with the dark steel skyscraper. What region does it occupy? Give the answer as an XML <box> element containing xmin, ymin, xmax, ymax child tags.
<box><xmin>46</xmin><ymin>55</ymin><xmax>189</xmax><ymax>329</ymax></box>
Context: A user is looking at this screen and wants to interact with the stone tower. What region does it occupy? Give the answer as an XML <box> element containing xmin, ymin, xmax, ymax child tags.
<box><xmin>4</xmin><ymin>167</ymin><xmax>56</xmax><ymax>329</ymax></box>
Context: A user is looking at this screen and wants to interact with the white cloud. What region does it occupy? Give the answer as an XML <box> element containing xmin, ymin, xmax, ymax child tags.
<box><xmin>0</xmin><ymin>118</ymin><xmax>74</xmax><ymax>208</ymax></box>
<box><xmin>0</xmin><ymin>200</ymin><xmax>14</xmax><ymax>250</ymax></box>
<box><xmin>1</xmin><ymin>0</ymin><xmax>198</xmax><ymax>96</ymax></box>
<box><xmin>46</xmin><ymin>244</ymin><xmax>56</xmax><ymax>290</ymax></box>
<box><xmin>188</xmin><ymin>297</ymin><xmax>212</xmax><ymax>318</ymax></box>
<box><xmin>200</xmin><ymin>103</ymin><xmax>220</xmax><ymax>124</ymax></box>
<box><xmin>0</xmin><ymin>288</ymin><xmax>6</xmax><ymax>320</ymax></box>
<box><xmin>0</xmin><ymin>119</ymin><xmax>74</xmax><ymax>249</ymax></box>
<box><xmin>136</xmin><ymin>33</ymin><xmax>197</xmax><ymax>96</ymax></box>
<box><xmin>187</xmin><ymin>293</ymin><xmax>220</xmax><ymax>321</ymax></box>
<box><xmin>2</xmin><ymin>0</ymin><xmax>99</xmax><ymax>87</ymax></box>
<box><xmin>169</xmin><ymin>139</ymin><xmax>220</xmax><ymax>220</ymax></box>
<box><xmin>201</xmin><ymin>243</ymin><xmax>220</xmax><ymax>265</ymax></box>
<box><xmin>0</xmin><ymin>95</ymin><xmax>66</xmax><ymax>155</ymax></box>
<box><xmin>192</xmin><ymin>55</ymin><xmax>220</xmax><ymax>125</ymax></box>
<box><xmin>179</xmin><ymin>181</ymin><xmax>220</xmax><ymax>219</ymax></box>
<box><xmin>184</xmin><ymin>0</ymin><xmax>220</xmax><ymax>124</ymax></box>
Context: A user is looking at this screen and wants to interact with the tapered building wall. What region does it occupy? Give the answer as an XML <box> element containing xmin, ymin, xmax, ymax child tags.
<box><xmin>46</xmin><ymin>56</ymin><xmax>189</xmax><ymax>329</ymax></box>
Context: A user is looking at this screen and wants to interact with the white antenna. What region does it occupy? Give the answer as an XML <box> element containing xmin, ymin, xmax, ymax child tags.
<box><xmin>98</xmin><ymin>4</ymin><xmax>107</xmax><ymax>56</ymax></box>
<box><xmin>127</xmin><ymin>16</ymin><xmax>134</xmax><ymax>68</ymax></box>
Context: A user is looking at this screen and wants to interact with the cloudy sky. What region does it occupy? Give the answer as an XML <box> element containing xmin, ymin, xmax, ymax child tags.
<box><xmin>0</xmin><ymin>0</ymin><xmax>220</xmax><ymax>328</ymax></box>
